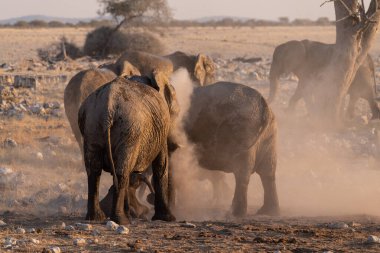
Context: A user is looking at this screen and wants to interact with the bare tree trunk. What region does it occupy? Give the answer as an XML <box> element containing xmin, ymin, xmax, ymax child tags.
<box><xmin>306</xmin><ymin>0</ymin><xmax>380</xmax><ymax>125</ymax></box>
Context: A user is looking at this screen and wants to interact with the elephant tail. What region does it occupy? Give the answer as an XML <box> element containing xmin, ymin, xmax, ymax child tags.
<box><xmin>107</xmin><ymin>127</ymin><xmax>119</xmax><ymax>193</ymax></box>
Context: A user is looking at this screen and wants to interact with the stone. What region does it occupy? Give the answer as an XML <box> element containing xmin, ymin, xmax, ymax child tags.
<box><xmin>180</xmin><ymin>222</ymin><xmax>196</xmax><ymax>228</ymax></box>
<box><xmin>367</xmin><ymin>235</ymin><xmax>380</xmax><ymax>243</ymax></box>
<box><xmin>36</xmin><ymin>152</ymin><xmax>44</xmax><ymax>160</ymax></box>
<box><xmin>30</xmin><ymin>238</ymin><xmax>40</xmax><ymax>244</ymax></box>
<box><xmin>116</xmin><ymin>225</ymin><xmax>129</xmax><ymax>235</ymax></box>
<box><xmin>73</xmin><ymin>238</ymin><xmax>86</xmax><ymax>246</ymax></box>
<box><xmin>26</xmin><ymin>228</ymin><xmax>36</xmax><ymax>233</ymax></box>
<box><xmin>106</xmin><ymin>220</ymin><xmax>119</xmax><ymax>231</ymax></box>
<box><xmin>75</xmin><ymin>223</ymin><xmax>92</xmax><ymax>231</ymax></box>
<box><xmin>65</xmin><ymin>225</ymin><xmax>75</xmax><ymax>231</ymax></box>
<box><xmin>44</xmin><ymin>246</ymin><xmax>61</xmax><ymax>253</ymax></box>
<box><xmin>3</xmin><ymin>138</ymin><xmax>17</xmax><ymax>148</ymax></box>
<box><xmin>328</xmin><ymin>222</ymin><xmax>349</xmax><ymax>229</ymax></box>
<box><xmin>0</xmin><ymin>220</ymin><xmax>6</xmax><ymax>226</ymax></box>
<box><xmin>16</xmin><ymin>227</ymin><xmax>26</xmax><ymax>234</ymax></box>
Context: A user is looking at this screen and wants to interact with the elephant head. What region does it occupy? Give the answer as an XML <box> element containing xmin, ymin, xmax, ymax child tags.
<box><xmin>194</xmin><ymin>53</ymin><xmax>216</xmax><ymax>86</ymax></box>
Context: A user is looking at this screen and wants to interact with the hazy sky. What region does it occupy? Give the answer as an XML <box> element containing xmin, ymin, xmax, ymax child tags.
<box><xmin>0</xmin><ymin>0</ymin><xmax>365</xmax><ymax>21</ymax></box>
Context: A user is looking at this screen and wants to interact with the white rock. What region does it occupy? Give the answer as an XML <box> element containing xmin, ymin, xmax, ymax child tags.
<box><xmin>61</xmin><ymin>222</ymin><xmax>66</xmax><ymax>229</ymax></box>
<box><xmin>47</xmin><ymin>246</ymin><xmax>61</xmax><ymax>253</ymax></box>
<box><xmin>16</xmin><ymin>227</ymin><xmax>25</xmax><ymax>234</ymax></box>
<box><xmin>180</xmin><ymin>222</ymin><xmax>196</xmax><ymax>228</ymax></box>
<box><xmin>75</xmin><ymin>223</ymin><xmax>92</xmax><ymax>231</ymax></box>
<box><xmin>367</xmin><ymin>235</ymin><xmax>380</xmax><ymax>243</ymax></box>
<box><xmin>26</xmin><ymin>228</ymin><xmax>36</xmax><ymax>233</ymax></box>
<box><xmin>73</xmin><ymin>238</ymin><xmax>86</xmax><ymax>246</ymax></box>
<box><xmin>328</xmin><ymin>222</ymin><xmax>349</xmax><ymax>229</ymax></box>
<box><xmin>29</xmin><ymin>238</ymin><xmax>40</xmax><ymax>244</ymax></box>
<box><xmin>0</xmin><ymin>167</ymin><xmax>13</xmax><ymax>175</ymax></box>
<box><xmin>0</xmin><ymin>220</ymin><xmax>6</xmax><ymax>226</ymax></box>
<box><xmin>116</xmin><ymin>225</ymin><xmax>129</xmax><ymax>235</ymax></box>
<box><xmin>106</xmin><ymin>221</ymin><xmax>119</xmax><ymax>231</ymax></box>
<box><xmin>36</xmin><ymin>152</ymin><xmax>44</xmax><ymax>160</ymax></box>
<box><xmin>4</xmin><ymin>237</ymin><xmax>17</xmax><ymax>246</ymax></box>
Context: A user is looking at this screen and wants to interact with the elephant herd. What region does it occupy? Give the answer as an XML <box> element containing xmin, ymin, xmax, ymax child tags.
<box><xmin>63</xmin><ymin>40</ymin><xmax>380</xmax><ymax>225</ymax></box>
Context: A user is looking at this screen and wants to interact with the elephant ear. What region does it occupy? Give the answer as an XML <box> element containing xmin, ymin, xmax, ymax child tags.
<box><xmin>152</xmin><ymin>69</ymin><xmax>179</xmax><ymax>118</ymax></box>
<box><xmin>194</xmin><ymin>54</ymin><xmax>215</xmax><ymax>85</ymax></box>
<box><xmin>194</xmin><ymin>54</ymin><xmax>207</xmax><ymax>85</ymax></box>
<box><xmin>119</xmin><ymin>61</ymin><xmax>141</xmax><ymax>77</ymax></box>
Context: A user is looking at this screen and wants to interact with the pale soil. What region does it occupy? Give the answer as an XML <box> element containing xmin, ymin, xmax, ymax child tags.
<box><xmin>0</xmin><ymin>26</ymin><xmax>380</xmax><ymax>252</ymax></box>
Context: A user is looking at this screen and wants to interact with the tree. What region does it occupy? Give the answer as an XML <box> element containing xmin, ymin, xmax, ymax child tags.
<box><xmin>98</xmin><ymin>0</ymin><xmax>172</xmax><ymax>31</ymax></box>
<box><xmin>304</xmin><ymin>0</ymin><xmax>380</xmax><ymax>125</ymax></box>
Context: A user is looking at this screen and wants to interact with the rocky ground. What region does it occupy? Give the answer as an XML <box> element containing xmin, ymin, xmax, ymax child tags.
<box><xmin>0</xmin><ymin>27</ymin><xmax>380</xmax><ymax>252</ymax></box>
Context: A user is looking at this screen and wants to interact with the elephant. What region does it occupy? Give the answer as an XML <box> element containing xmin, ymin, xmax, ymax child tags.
<box><xmin>108</xmin><ymin>50</ymin><xmax>216</xmax><ymax>86</ymax></box>
<box><xmin>100</xmin><ymin>81</ymin><xmax>279</xmax><ymax>217</ymax></box>
<box><xmin>100</xmin><ymin>171</ymin><xmax>155</xmax><ymax>220</ymax></box>
<box><xmin>64</xmin><ymin>64</ymin><xmax>140</xmax><ymax>154</ymax></box>
<box><xmin>164</xmin><ymin>51</ymin><xmax>216</xmax><ymax>85</ymax></box>
<box><xmin>268</xmin><ymin>39</ymin><xmax>380</xmax><ymax>119</ymax></box>
<box><xmin>78</xmin><ymin>74</ymin><xmax>178</xmax><ymax>224</ymax></box>
<box><xmin>183</xmin><ymin>82</ymin><xmax>279</xmax><ymax>217</ymax></box>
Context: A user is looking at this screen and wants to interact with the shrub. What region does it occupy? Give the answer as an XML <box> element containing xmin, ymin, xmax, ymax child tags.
<box><xmin>38</xmin><ymin>37</ymin><xmax>83</xmax><ymax>61</ymax></box>
<box><xmin>83</xmin><ymin>26</ymin><xmax>164</xmax><ymax>58</ymax></box>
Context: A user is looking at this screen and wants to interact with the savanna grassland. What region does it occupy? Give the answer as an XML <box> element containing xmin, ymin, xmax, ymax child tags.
<box><xmin>0</xmin><ymin>26</ymin><xmax>380</xmax><ymax>252</ymax></box>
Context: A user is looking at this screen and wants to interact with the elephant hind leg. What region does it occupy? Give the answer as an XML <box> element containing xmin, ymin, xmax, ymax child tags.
<box><xmin>151</xmin><ymin>147</ymin><xmax>176</xmax><ymax>222</ymax></box>
<box><xmin>232</xmin><ymin>169</ymin><xmax>251</xmax><ymax>217</ymax></box>
<box><xmin>255</xmin><ymin>146</ymin><xmax>280</xmax><ymax>216</ymax></box>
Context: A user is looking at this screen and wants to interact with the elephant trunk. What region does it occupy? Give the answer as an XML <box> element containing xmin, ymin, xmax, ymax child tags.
<box><xmin>107</xmin><ymin>128</ymin><xmax>119</xmax><ymax>193</ymax></box>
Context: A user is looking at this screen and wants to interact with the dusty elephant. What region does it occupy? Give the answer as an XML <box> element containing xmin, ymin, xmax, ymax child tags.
<box><xmin>164</xmin><ymin>51</ymin><xmax>216</xmax><ymax>85</ymax></box>
<box><xmin>183</xmin><ymin>82</ymin><xmax>279</xmax><ymax>217</ymax></box>
<box><xmin>268</xmin><ymin>39</ymin><xmax>380</xmax><ymax>119</ymax></box>
<box><xmin>109</xmin><ymin>50</ymin><xmax>216</xmax><ymax>86</ymax></box>
<box><xmin>100</xmin><ymin>171</ymin><xmax>155</xmax><ymax>219</ymax></box>
<box><xmin>78</xmin><ymin>75</ymin><xmax>178</xmax><ymax>224</ymax></box>
<box><xmin>64</xmin><ymin>64</ymin><xmax>140</xmax><ymax>154</ymax></box>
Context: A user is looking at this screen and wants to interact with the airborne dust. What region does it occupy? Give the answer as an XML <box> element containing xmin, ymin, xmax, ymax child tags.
<box><xmin>0</xmin><ymin>64</ymin><xmax>379</xmax><ymax>221</ymax></box>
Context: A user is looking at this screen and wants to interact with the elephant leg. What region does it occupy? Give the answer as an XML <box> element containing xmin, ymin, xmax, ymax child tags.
<box><xmin>232</xmin><ymin>166</ymin><xmax>251</xmax><ymax>217</ymax></box>
<box><xmin>86</xmin><ymin>171</ymin><xmax>106</xmax><ymax>221</ymax></box>
<box><xmin>151</xmin><ymin>147</ymin><xmax>176</xmax><ymax>222</ymax></box>
<box><xmin>111</xmin><ymin>174</ymin><xmax>129</xmax><ymax>225</ymax></box>
<box><xmin>287</xmin><ymin>80</ymin><xmax>306</xmax><ymax>111</ymax></box>
<box><xmin>255</xmin><ymin>145</ymin><xmax>280</xmax><ymax>216</ymax></box>
<box><xmin>128</xmin><ymin>188</ymin><xmax>149</xmax><ymax>219</ymax></box>
<box><xmin>256</xmin><ymin>174</ymin><xmax>280</xmax><ymax>216</ymax></box>
<box><xmin>168</xmin><ymin>160</ymin><xmax>175</xmax><ymax>209</ymax></box>
<box><xmin>346</xmin><ymin>93</ymin><xmax>359</xmax><ymax>119</ymax></box>
<box><xmin>99</xmin><ymin>185</ymin><xmax>115</xmax><ymax>218</ymax></box>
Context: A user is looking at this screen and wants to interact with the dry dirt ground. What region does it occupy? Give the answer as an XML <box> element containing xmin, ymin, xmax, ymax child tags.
<box><xmin>0</xmin><ymin>26</ymin><xmax>380</xmax><ymax>252</ymax></box>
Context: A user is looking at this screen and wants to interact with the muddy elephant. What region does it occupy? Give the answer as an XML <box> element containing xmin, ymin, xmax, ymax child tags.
<box><xmin>109</xmin><ymin>50</ymin><xmax>216</xmax><ymax>86</ymax></box>
<box><xmin>64</xmin><ymin>64</ymin><xmax>140</xmax><ymax>154</ymax></box>
<box><xmin>268</xmin><ymin>39</ymin><xmax>380</xmax><ymax>119</ymax></box>
<box><xmin>78</xmin><ymin>74</ymin><xmax>178</xmax><ymax>224</ymax></box>
<box><xmin>183</xmin><ymin>82</ymin><xmax>279</xmax><ymax>217</ymax></box>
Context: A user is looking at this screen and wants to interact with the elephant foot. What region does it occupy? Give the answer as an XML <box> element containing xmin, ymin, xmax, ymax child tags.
<box><xmin>232</xmin><ymin>208</ymin><xmax>247</xmax><ymax>218</ymax></box>
<box><xmin>152</xmin><ymin>212</ymin><xmax>176</xmax><ymax>222</ymax></box>
<box><xmin>111</xmin><ymin>213</ymin><xmax>130</xmax><ymax>225</ymax></box>
<box><xmin>255</xmin><ymin>205</ymin><xmax>280</xmax><ymax>216</ymax></box>
<box><xmin>86</xmin><ymin>209</ymin><xmax>106</xmax><ymax>221</ymax></box>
